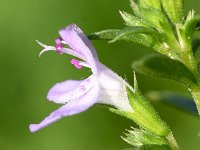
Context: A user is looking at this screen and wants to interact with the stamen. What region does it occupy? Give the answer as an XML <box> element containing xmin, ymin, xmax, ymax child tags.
<box><xmin>71</xmin><ymin>59</ymin><xmax>83</xmax><ymax>69</ymax></box>
<box><xmin>55</xmin><ymin>38</ymin><xmax>63</xmax><ymax>54</ymax></box>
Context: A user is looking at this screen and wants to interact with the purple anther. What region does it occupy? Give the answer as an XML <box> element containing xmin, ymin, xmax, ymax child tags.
<box><xmin>55</xmin><ymin>38</ymin><xmax>62</xmax><ymax>45</ymax></box>
<box><xmin>71</xmin><ymin>59</ymin><xmax>83</xmax><ymax>69</ymax></box>
<box><xmin>55</xmin><ymin>38</ymin><xmax>63</xmax><ymax>54</ymax></box>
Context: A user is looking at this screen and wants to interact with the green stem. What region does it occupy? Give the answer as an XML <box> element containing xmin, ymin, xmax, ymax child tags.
<box><xmin>181</xmin><ymin>52</ymin><xmax>198</xmax><ymax>77</ymax></box>
<box><xmin>191</xmin><ymin>86</ymin><xmax>200</xmax><ymax>115</ymax></box>
<box><xmin>166</xmin><ymin>132</ymin><xmax>180</xmax><ymax>150</ymax></box>
<box><xmin>179</xmin><ymin>29</ymin><xmax>200</xmax><ymax>114</ymax></box>
<box><xmin>184</xmin><ymin>47</ymin><xmax>200</xmax><ymax>115</ymax></box>
<box><xmin>176</xmin><ymin>24</ymin><xmax>199</xmax><ymax>77</ymax></box>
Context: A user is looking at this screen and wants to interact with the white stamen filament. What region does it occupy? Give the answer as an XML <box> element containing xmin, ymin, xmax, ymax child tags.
<box><xmin>79</xmin><ymin>61</ymin><xmax>91</xmax><ymax>68</ymax></box>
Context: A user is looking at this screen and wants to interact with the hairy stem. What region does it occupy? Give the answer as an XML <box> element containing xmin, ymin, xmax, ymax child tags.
<box><xmin>166</xmin><ymin>132</ymin><xmax>180</xmax><ymax>150</ymax></box>
<box><xmin>191</xmin><ymin>86</ymin><xmax>200</xmax><ymax>115</ymax></box>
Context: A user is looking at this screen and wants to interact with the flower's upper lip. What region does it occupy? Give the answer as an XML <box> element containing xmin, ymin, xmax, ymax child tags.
<box><xmin>59</xmin><ymin>24</ymin><xmax>98</xmax><ymax>74</ymax></box>
<box><xmin>38</xmin><ymin>24</ymin><xmax>99</xmax><ymax>74</ymax></box>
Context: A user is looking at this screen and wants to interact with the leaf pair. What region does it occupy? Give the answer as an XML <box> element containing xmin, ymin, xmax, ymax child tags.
<box><xmin>88</xmin><ymin>28</ymin><xmax>178</xmax><ymax>60</ymax></box>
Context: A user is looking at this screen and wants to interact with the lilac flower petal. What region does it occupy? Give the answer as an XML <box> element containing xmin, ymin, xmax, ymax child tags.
<box><xmin>47</xmin><ymin>80</ymin><xmax>82</xmax><ymax>104</ymax></box>
<box><xmin>29</xmin><ymin>79</ymin><xmax>99</xmax><ymax>133</ymax></box>
<box><xmin>73</xmin><ymin>26</ymin><xmax>98</xmax><ymax>59</ymax></box>
<box><xmin>47</xmin><ymin>76</ymin><xmax>95</xmax><ymax>104</ymax></box>
<box><xmin>96</xmin><ymin>63</ymin><xmax>132</xmax><ymax>111</ymax></box>
<box><xmin>60</xmin><ymin>24</ymin><xmax>98</xmax><ymax>58</ymax></box>
<box><xmin>59</xmin><ymin>24</ymin><xmax>97</xmax><ymax>74</ymax></box>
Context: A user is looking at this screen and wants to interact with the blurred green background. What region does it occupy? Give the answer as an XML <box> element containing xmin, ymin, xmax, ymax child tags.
<box><xmin>0</xmin><ymin>0</ymin><xmax>200</xmax><ymax>149</ymax></box>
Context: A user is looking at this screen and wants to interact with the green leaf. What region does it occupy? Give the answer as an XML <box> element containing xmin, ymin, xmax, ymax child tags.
<box><xmin>138</xmin><ymin>0</ymin><xmax>161</xmax><ymax>10</ymax></box>
<box><xmin>119</xmin><ymin>11</ymin><xmax>149</xmax><ymax>27</ymax></box>
<box><xmin>161</xmin><ymin>0</ymin><xmax>183</xmax><ymax>23</ymax></box>
<box><xmin>130</xmin><ymin>0</ymin><xmax>172</xmax><ymax>32</ymax></box>
<box><xmin>88</xmin><ymin>29</ymin><xmax>120</xmax><ymax>40</ymax></box>
<box><xmin>138</xmin><ymin>7</ymin><xmax>170</xmax><ymax>30</ymax></box>
<box><xmin>132</xmin><ymin>53</ymin><xmax>197</xmax><ymax>87</ymax></box>
<box><xmin>130</xmin><ymin>0</ymin><xmax>142</xmax><ymax>18</ymax></box>
<box><xmin>109</xmin><ymin>26</ymin><xmax>158</xmax><ymax>43</ymax></box>
<box><xmin>184</xmin><ymin>14</ymin><xmax>200</xmax><ymax>40</ymax></box>
<box><xmin>88</xmin><ymin>29</ymin><xmax>156</xmax><ymax>48</ymax></box>
<box><xmin>122</xmin><ymin>128</ymin><xmax>168</xmax><ymax>147</ymax></box>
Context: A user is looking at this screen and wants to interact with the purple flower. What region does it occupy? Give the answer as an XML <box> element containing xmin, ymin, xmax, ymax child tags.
<box><xmin>29</xmin><ymin>24</ymin><xmax>132</xmax><ymax>132</ymax></box>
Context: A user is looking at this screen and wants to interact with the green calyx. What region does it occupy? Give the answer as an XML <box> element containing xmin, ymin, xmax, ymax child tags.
<box><xmin>110</xmin><ymin>74</ymin><xmax>170</xmax><ymax>137</ymax></box>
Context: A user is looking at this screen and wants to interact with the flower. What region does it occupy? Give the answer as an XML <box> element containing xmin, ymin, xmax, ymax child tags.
<box><xmin>29</xmin><ymin>24</ymin><xmax>133</xmax><ymax>133</ymax></box>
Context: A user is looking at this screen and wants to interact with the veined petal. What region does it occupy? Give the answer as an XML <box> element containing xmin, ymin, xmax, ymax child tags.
<box><xmin>98</xmin><ymin>89</ymin><xmax>132</xmax><ymax>111</ymax></box>
<box><xmin>47</xmin><ymin>76</ymin><xmax>95</xmax><ymax>104</ymax></box>
<box><xmin>97</xmin><ymin>63</ymin><xmax>125</xmax><ymax>91</ymax></box>
<box><xmin>59</xmin><ymin>24</ymin><xmax>97</xmax><ymax>74</ymax></box>
<box><xmin>96</xmin><ymin>63</ymin><xmax>132</xmax><ymax>111</ymax></box>
<box><xmin>29</xmin><ymin>79</ymin><xmax>100</xmax><ymax>133</ymax></box>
